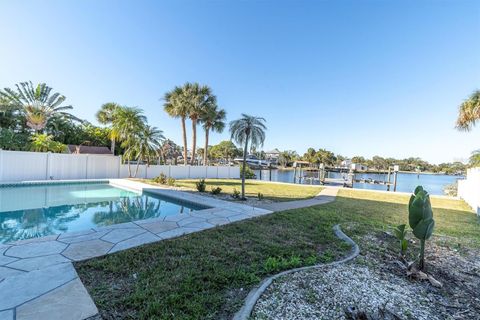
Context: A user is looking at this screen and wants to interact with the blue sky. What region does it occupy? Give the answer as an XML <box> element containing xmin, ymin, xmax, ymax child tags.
<box><xmin>1</xmin><ymin>0</ymin><xmax>479</xmax><ymax>164</ymax></box>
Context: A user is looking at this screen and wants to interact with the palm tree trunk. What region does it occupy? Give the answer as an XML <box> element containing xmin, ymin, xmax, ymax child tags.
<box><xmin>111</xmin><ymin>138</ymin><xmax>115</xmax><ymax>155</ymax></box>
<box><xmin>134</xmin><ymin>156</ymin><xmax>141</xmax><ymax>178</ymax></box>
<box><xmin>191</xmin><ymin>119</ymin><xmax>197</xmax><ymax>165</ymax></box>
<box><xmin>241</xmin><ymin>135</ymin><xmax>249</xmax><ymax>200</ymax></box>
<box><xmin>203</xmin><ymin>127</ymin><xmax>209</xmax><ymax>166</ymax></box>
<box><xmin>181</xmin><ymin>117</ymin><xmax>188</xmax><ymax>166</ymax></box>
<box><xmin>127</xmin><ymin>159</ymin><xmax>132</xmax><ymax>178</ymax></box>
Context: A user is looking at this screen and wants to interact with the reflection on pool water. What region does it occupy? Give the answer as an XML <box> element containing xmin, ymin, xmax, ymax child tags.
<box><xmin>0</xmin><ymin>183</ymin><xmax>207</xmax><ymax>244</ymax></box>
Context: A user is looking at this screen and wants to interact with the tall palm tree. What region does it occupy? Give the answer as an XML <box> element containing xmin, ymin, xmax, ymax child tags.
<box><xmin>456</xmin><ymin>90</ymin><xmax>480</xmax><ymax>131</ymax></box>
<box><xmin>230</xmin><ymin>114</ymin><xmax>267</xmax><ymax>199</ymax></box>
<box><xmin>0</xmin><ymin>82</ymin><xmax>76</xmax><ymax>133</ymax></box>
<box><xmin>164</xmin><ymin>86</ymin><xmax>190</xmax><ymax>165</ymax></box>
<box><xmin>200</xmin><ymin>104</ymin><xmax>226</xmax><ymax>165</ymax></box>
<box><xmin>184</xmin><ymin>83</ymin><xmax>215</xmax><ymax>165</ymax></box>
<box><xmin>96</xmin><ymin>102</ymin><xmax>121</xmax><ymax>154</ymax></box>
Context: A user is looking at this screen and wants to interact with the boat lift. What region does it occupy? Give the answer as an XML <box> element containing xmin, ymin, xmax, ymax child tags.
<box><xmin>293</xmin><ymin>163</ymin><xmax>400</xmax><ymax>191</ymax></box>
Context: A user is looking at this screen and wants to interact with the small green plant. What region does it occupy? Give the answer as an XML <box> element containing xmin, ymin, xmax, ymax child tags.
<box><xmin>257</xmin><ymin>192</ymin><xmax>264</xmax><ymax>200</ymax></box>
<box><xmin>153</xmin><ymin>173</ymin><xmax>167</xmax><ymax>184</ymax></box>
<box><xmin>408</xmin><ymin>186</ymin><xmax>435</xmax><ymax>270</ymax></box>
<box><xmin>210</xmin><ymin>186</ymin><xmax>222</xmax><ymax>195</ymax></box>
<box><xmin>263</xmin><ymin>255</ymin><xmax>303</xmax><ymax>273</ymax></box>
<box><xmin>167</xmin><ymin>177</ymin><xmax>176</xmax><ymax>186</ymax></box>
<box><xmin>231</xmin><ymin>188</ymin><xmax>240</xmax><ymax>199</ymax></box>
<box><xmin>196</xmin><ymin>179</ymin><xmax>206</xmax><ymax>192</ymax></box>
<box><xmin>393</xmin><ymin>224</ymin><xmax>408</xmax><ymax>256</ymax></box>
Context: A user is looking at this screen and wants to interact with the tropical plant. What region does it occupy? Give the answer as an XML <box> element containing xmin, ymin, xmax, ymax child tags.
<box><xmin>29</xmin><ymin>133</ymin><xmax>66</xmax><ymax>153</ymax></box>
<box><xmin>469</xmin><ymin>150</ymin><xmax>480</xmax><ymax>167</ymax></box>
<box><xmin>196</xmin><ymin>179</ymin><xmax>206</xmax><ymax>192</ymax></box>
<box><xmin>408</xmin><ymin>186</ymin><xmax>435</xmax><ymax>270</ymax></box>
<box><xmin>240</xmin><ymin>164</ymin><xmax>256</xmax><ymax>179</ymax></box>
<box><xmin>96</xmin><ymin>102</ymin><xmax>121</xmax><ymax>154</ymax></box>
<box><xmin>231</xmin><ymin>188</ymin><xmax>240</xmax><ymax>199</ymax></box>
<box><xmin>159</xmin><ymin>139</ymin><xmax>182</xmax><ymax>165</ymax></box>
<box><xmin>210</xmin><ymin>186</ymin><xmax>222</xmax><ymax>195</ymax></box>
<box><xmin>167</xmin><ymin>177</ymin><xmax>176</xmax><ymax>186</ymax></box>
<box><xmin>200</xmin><ymin>104</ymin><xmax>226</xmax><ymax>165</ymax></box>
<box><xmin>153</xmin><ymin>173</ymin><xmax>168</xmax><ymax>184</ymax></box>
<box><xmin>393</xmin><ymin>224</ymin><xmax>408</xmax><ymax>256</ymax></box>
<box><xmin>164</xmin><ymin>86</ymin><xmax>190</xmax><ymax>165</ymax></box>
<box><xmin>456</xmin><ymin>90</ymin><xmax>480</xmax><ymax>131</ymax></box>
<box><xmin>230</xmin><ymin>114</ymin><xmax>267</xmax><ymax>199</ymax></box>
<box><xmin>0</xmin><ymin>82</ymin><xmax>76</xmax><ymax>132</ymax></box>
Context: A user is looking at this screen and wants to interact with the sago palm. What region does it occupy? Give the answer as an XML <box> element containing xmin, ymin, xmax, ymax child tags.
<box><xmin>0</xmin><ymin>82</ymin><xmax>76</xmax><ymax>132</ymax></box>
<box><xmin>96</xmin><ymin>102</ymin><xmax>121</xmax><ymax>154</ymax></box>
<box><xmin>456</xmin><ymin>90</ymin><xmax>480</xmax><ymax>131</ymax></box>
<box><xmin>230</xmin><ymin>114</ymin><xmax>267</xmax><ymax>199</ymax></box>
<box><xmin>164</xmin><ymin>86</ymin><xmax>190</xmax><ymax>165</ymax></box>
<box><xmin>200</xmin><ymin>104</ymin><xmax>226</xmax><ymax>165</ymax></box>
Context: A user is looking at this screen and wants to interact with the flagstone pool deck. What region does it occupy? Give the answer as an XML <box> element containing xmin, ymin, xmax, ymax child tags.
<box><xmin>0</xmin><ymin>179</ymin><xmax>337</xmax><ymax>320</ymax></box>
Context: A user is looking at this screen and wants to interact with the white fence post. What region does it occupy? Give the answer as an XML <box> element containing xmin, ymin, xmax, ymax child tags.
<box><xmin>45</xmin><ymin>152</ymin><xmax>51</xmax><ymax>180</ymax></box>
<box><xmin>85</xmin><ymin>155</ymin><xmax>89</xmax><ymax>179</ymax></box>
<box><xmin>0</xmin><ymin>149</ymin><xmax>3</xmax><ymax>181</ymax></box>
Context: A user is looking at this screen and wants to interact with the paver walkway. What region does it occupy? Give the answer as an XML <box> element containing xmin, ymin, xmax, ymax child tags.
<box><xmin>0</xmin><ymin>180</ymin><xmax>272</xmax><ymax>320</ymax></box>
<box><xmin>0</xmin><ymin>180</ymin><xmax>338</xmax><ymax>320</ymax></box>
<box><xmin>256</xmin><ymin>187</ymin><xmax>339</xmax><ymax>211</ymax></box>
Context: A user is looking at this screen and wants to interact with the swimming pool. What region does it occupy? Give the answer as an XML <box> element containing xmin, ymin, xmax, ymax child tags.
<box><xmin>0</xmin><ymin>182</ymin><xmax>208</xmax><ymax>244</ymax></box>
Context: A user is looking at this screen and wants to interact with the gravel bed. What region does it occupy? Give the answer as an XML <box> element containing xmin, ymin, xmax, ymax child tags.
<box><xmin>252</xmin><ymin>263</ymin><xmax>449</xmax><ymax>320</ymax></box>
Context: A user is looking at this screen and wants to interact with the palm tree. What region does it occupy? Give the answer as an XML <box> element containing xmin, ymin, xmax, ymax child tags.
<box><xmin>200</xmin><ymin>104</ymin><xmax>226</xmax><ymax>165</ymax></box>
<box><xmin>0</xmin><ymin>82</ymin><xmax>76</xmax><ymax>133</ymax></box>
<box><xmin>112</xmin><ymin>107</ymin><xmax>146</xmax><ymax>176</ymax></box>
<box><xmin>184</xmin><ymin>83</ymin><xmax>216</xmax><ymax>165</ymax></box>
<box><xmin>96</xmin><ymin>102</ymin><xmax>121</xmax><ymax>154</ymax></box>
<box><xmin>164</xmin><ymin>86</ymin><xmax>190</xmax><ymax>165</ymax></box>
<box><xmin>129</xmin><ymin>125</ymin><xmax>165</xmax><ymax>177</ymax></box>
<box><xmin>456</xmin><ymin>90</ymin><xmax>480</xmax><ymax>131</ymax></box>
<box><xmin>230</xmin><ymin>114</ymin><xmax>267</xmax><ymax>199</ymax></box>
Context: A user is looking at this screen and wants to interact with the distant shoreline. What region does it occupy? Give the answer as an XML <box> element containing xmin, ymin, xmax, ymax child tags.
<box><xmin>264</xmin><ymin>167</ymin><xmax>464</xmax><ymax>177</ymax></box>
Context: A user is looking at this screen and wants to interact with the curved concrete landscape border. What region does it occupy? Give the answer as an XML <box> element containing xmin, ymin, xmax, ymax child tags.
<box><xmin>233</xmin><ymin>224</ymin><xmax>360</xmax><ymax>320</ymax></box>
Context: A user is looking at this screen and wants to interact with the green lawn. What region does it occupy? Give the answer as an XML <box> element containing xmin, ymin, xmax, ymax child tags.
<box><xmin>75</xmin><ymin>189</ymin><xmax>478</xmax><ymax>320</ymax></box>
<box><xmin>146</xmin><ymin>178</ymin><xmax>324</xmax><ymax>202</ymax></box>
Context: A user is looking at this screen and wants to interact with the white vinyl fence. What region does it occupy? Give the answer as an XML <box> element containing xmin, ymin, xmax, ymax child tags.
<box><xmin>0</xmin><ymin>150</ymin><xmax>240</xmax><ymax>182</ymax></box>
<box><xmin>458</xmin><ymin>167</ymin><xmax>480</xmax><ymax>214</ymax></box>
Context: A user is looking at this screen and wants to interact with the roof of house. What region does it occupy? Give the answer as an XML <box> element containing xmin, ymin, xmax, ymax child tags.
<box><xmin>265</xmin><ymin>148</ymin><xmax>281</xmax><ymax>154</ymax></box>
<box><xmin>67</xmin><ymin>145</ymin><xmax>112</xmax><ymax>155</ymax></box>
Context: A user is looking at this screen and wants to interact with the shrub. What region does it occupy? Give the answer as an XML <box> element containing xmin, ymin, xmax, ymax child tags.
<box><xmin>167</xmin><ymin>177</ymin><xmax>176</xmax><ymax>186</ymax></box>
<box><xmin>408</xmin><ymin>186</ymin><xmax>435</xmax><ymax>270</ymax></box>
<box><xmin>196</xmin><ymin>179</ymin><xmax>206</xmax><ymax>192</ymax></box>
<box><xmin>240</xmin><ymin>164</ymin><xmax>256</xmax><ymax>179</ymax></box>
<box><xmin>231</xmin><ymin>188</ymin><xmax>240</xmax><ymax>199</ymax></box>
<box><xmin>153</xmin><ymin>173</ymin><xmax>167</xmax><ymax>184</ymax></box>
<box><xmin>211</xmin><ymin>187</ymin><xmax>222</xmax><ymax>195</ymax></box>
<box><xmin>257</xmin><ymin>192</ymin><xmax>264</xmax><ymax>200</ymax></box>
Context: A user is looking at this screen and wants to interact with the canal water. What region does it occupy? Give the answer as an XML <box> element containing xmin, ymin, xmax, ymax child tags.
<box><xmin>254</xmin><ymin>169</ymin><xmax>462</xmax><ymax>195</ymax></box>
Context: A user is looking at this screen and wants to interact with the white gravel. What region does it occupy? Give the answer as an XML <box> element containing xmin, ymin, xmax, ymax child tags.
<box><xmin>252</xmin><ymin>263</ymin><xmax>447</xmax><ymax>320</ymax></box>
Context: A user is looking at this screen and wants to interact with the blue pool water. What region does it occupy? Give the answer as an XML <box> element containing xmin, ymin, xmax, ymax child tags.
<box><xmin>0</xmin><ymin>183</ymin><xmax>206</xmax><ymax>244</ymax></box>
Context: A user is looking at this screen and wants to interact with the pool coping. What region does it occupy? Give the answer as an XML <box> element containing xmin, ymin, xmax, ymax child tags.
<box><xmin>0</xmin><ymin>179</ymin><xmax>273</xmax><ymax>320</ymax></box>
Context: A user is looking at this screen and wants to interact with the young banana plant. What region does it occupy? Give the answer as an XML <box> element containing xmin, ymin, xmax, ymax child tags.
<box><xmin>408</xmin><ymin>186</ymin><xmax>435</xmax><ymax>270</ymax></box>
<box><xmin>393</xmin><ymin>224</ymin><xmax>408</xmax><ymax>256</ymax></box>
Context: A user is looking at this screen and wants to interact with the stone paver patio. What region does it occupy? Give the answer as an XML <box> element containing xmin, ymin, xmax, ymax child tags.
<box><xmin>0</xmin><ymin>179</ymin><xmax>338</xmax><ymax>320</ymax></box>
<box><xmin>0</xmin><ymin>179</ymin><xmax>272</xmax><ymax>320</ymax></box>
